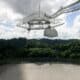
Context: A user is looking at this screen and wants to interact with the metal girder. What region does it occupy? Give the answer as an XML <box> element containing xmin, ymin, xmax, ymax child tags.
<box><xmin>45</xmin><ymin>1</ymin><xmax>80</xmax><ymax>19</ymax></box>
<box><xmin>17</xmin><ymin>22</ymin><xmax>64</xmax><ymax>30</ymax></box>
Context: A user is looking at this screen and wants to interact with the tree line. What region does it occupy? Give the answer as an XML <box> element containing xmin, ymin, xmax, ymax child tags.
<box><xmin>0</xmin><ymin>38</ymin><xmax>80</xmax><ymax>64</ymax></box>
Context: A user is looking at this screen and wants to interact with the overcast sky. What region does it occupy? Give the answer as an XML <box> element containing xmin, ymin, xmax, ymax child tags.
<box><xmin>0</xmin><ymin>0</ymin><xmax>80</xmax><ymax>39</ymax></box>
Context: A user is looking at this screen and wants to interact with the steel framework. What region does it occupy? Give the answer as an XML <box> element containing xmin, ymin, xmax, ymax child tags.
<box><xmin>17</xmin><ymin>0</ymin><xmax>80</xmax><ymax>37</ymax></box>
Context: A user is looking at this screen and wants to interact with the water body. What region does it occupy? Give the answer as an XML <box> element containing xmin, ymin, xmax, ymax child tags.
<box><xmin>0</xmin><ymin>63</ymin><xmax>80</xmax><ymax>80</ymax></box>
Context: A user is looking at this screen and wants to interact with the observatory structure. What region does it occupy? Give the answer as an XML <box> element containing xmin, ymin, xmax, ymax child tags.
<box><xmin>17</xmin><ymin>0</ymin><xmax>80</xmax><ymax>37</ymax></box>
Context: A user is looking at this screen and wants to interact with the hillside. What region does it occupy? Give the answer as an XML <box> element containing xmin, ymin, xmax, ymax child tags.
<box><xmin>0</xmin><ymin>38</ymin><xmax>80</xmax><ymax>64</ymax></box>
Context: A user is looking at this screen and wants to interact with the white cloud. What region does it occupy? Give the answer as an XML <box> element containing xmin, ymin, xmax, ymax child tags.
<box><xmin>0</xmin><ymin>27</ymin><xmax>44</xmax><ymax>39</ymax></box>
<box><xmin>41</xmin><ymin>0</ymin><xmax>66</xmax><ymax>14</ymax></box>
<box><xmin>65</xmin><ymin>0</ymin><xmax>78</xmax><ymax>6</ymax></box>
<box><xmin>0</xmin><ymin>0</ymin><xmax>24</xmax><ymax>39</ymax></box>
<box><xmin>41</xmin><ymin>0</ymin><xmax>78</xmax><ymax>14</ymax></box>
<box><xmin>70</xmin><ymin>15</ymin><xmax>80</xmax><ymax>38</ymax></box>
<box><xmin>56</xmin><ymin>14</ymin><xmax>80</xmax><ymax>39</ymax></box>
<box><xmin>0</xmin><ymin>0</ymin><xmax>23</xmax><ymax>21</ymax></box>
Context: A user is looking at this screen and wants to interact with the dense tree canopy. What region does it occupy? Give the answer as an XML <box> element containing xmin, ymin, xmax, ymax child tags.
<box><xmin>0</xmin><ymin>38</ymin><xmax>80</xmax><ymax>64</ymax></box>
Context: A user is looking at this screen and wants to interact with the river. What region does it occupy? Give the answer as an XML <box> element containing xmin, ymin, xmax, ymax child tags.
<box><xmin>0</xmin><ymin>63</ymin><xmax>80</xmax><ymax>80</ymax></box>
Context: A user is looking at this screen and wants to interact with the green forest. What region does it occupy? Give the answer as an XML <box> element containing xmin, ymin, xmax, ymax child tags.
<box><xmin>0</xmin><ymin>38</ymin><xmax>80</xmax><ymax>64</ymax></box>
